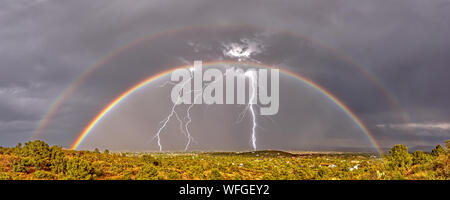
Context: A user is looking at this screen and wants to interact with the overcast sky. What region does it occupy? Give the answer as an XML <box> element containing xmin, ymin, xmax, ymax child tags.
<box><xmin>1</xmin><ymin>0</ymin><xmax>449</xmax><ymax>151</ymax></box>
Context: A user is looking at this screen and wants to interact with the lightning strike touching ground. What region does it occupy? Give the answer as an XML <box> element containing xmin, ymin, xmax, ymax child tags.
<box><xmin>245</xmin><ymin>70</ymin><xmax>258</xmax><ymax>151</ymax></box>
<box><xmin>154</xmin><ymin>66</ymin><xmax>261</xmax><ymax>151</ymax></box>
<box><xmin>184</xmin><ymin>72</ymin><xmax>223</xmax><ymax>151</ymax></box>
<box><xmin>153</xmin><ymin>75</ymin><xmax>194</xmax><ymax>151</ymax></box>
<box><xmin>153</xmin><ymin>68</ymin><xmax>202</xmax><ymax>151</ymax></box>
<box><xmin>183</xmin><ymin>90</ymin><xmax>202</xmax><ymax>151</ymax></box>
<box><xmin>153</xmin><ymin>93</ymin><xmax>182</xmax><ymax>151</ymax></box>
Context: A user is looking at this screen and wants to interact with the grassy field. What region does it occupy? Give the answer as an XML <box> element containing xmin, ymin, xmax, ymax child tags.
<box><xmin>0</xmin><ymin>140</ymin><xmax>448</xmax><ymax>180</ymax></box>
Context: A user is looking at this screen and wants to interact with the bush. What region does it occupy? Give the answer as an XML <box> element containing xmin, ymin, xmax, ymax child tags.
<box><xmin>432</xmin><ymin>154</ymin><xmax>449</xmax><ymax>179</ymax></box>
<box><xmin>34</xmin><ymin>170</ymin><xmax>54</xmax><ymax>179</ymax></box>
<box><xmin>49</xmin><ymin>146</ymin><xmax>67</xmax><ymax>174</ymax></box>
<box><xmin>233</xmin><ymin>173</ymin><xmax>242</xmax><ymax>180</ymax></box>
<box><xmin>0</xmin><ymin>172</ymin><xmax>12</xmax><ymax>180</ymax></box>
<box><xmin>432</xmin><ymin>145</ymin><xmax>446</xmax><ymax>156</ymax></box>
<box><xmin>208</xmin><ymin>168</ymin><xmax>223</xmax><ymax>180</ymax></box>
<box><xmin>65</xmin><ymin>158</ymin><xmax>96</xmax><ymax>180</ymax></box>
<box><xmin>387</xmin><ymin>144</ymin><xmax>412</xmax><ymax>170</ymax></box>
<box><xmin>12</xmin><ymin>158</ymin><xmax>30</xmax><ymax>173</ymax></box>
<box><xmin>412</xmin><ymin>150</ymin><xmax>429</xmax><ymax>165</ymax></box>
<box><xmin>122</xmin><ymin>171</ymin><xmax>132</xmax><ymax>180</ymax></box>
<box><xmin>104</xmin><ymin>149</ymin><xmax>110</xmax><ymax>154</ymax></box>
<box><xmin>167</xmin><ymin>170</ymin><xmax>181</xmax><ymax>180</ymax></box>
<box><xmin>136</xmin><ymin>164</ymin><xmax>159</xmax><ymax>180</ymax></box>
<box><xmin>13</xmin><ymin>143</ymin><xmax>22</xmax><ymax>156</ymax></box>
<box><xmin>0</xmin><ymin>147</ymin><xmax>12</xmax><ymax>155</ymax></box>
<box><xmin>11</xmin><ymin>140</ymin><xmax>68</xmax><ymax>173</ymax></box>
<box><xmin>23</xmin><ymin>140</ymin><xmax>53</xmax><ymax>170</ymax></box>
<box><xmin>141</xmin><ymin>155</ymin><xmax>161</xmax><ymax>166</ymax></box>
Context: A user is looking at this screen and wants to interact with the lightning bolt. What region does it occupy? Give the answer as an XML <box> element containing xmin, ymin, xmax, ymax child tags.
<box><xmin>245</xmin><ymin>70</ymin><xmax>258</xmax><ymax>151</ymax></box>
<box><xmin>153</xmin><ymin>89</ymin><xmax>183</xmax><ymax>151</ymax></box>
<box><xmin>152</xmin><ymin>72</ymin><xmax>194</xmax><ymax>151</ymax></box>
<box><xmin>183</xmin><ymin>91</ymin><xmax>202</xmax><ymax>151</ymax></box>
<box><xmin>154</xmin><ymin>65</ymin><xmax>262</xmax><ymax>152</ymax></box>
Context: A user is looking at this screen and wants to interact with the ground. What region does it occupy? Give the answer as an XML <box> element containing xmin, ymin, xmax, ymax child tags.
<box><xmin>0</xmin><ymin>141</ymin><xmax>448</xmax><ymax>180</ymax></box>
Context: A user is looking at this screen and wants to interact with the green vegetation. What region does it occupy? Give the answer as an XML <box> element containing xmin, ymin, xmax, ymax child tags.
<box><xmin>65</xmin><ymin>158</ymin><xmax>96</xmax><ymax>180</ymax></box>
<box><xmin>136</xmin><ymin>164</ymin><xmax>159</xmax><ymax>180</ymax></box>
<box><xmin>387</xmin><ymin>144</ymin><xmax>412</xmax><ymax>170</ymax></box>
<box><xmin>0</xmin><ymin>140</ymin><xmax>448</xmax><ymax>180</ymax></box>
<box><xmin>432</xmin><ymin>144</ymin><xmax>446</xmax><ymax>156</ymax></box>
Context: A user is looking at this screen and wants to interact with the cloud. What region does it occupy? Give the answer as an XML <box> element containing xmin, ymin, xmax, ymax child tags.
<box><xmin>377</xmin><ymin>123</ymin><xmax>450</xmax><ymax>131</ymax></box>
<box><xmin>222</xmin><ymin>37</ymin><xmax>264</xmax><ymax>61</ymax></box>
<box><xmin>0</xmin><ymin>0</ymin><xmax>449</xmax><ymax>149</ymax></box>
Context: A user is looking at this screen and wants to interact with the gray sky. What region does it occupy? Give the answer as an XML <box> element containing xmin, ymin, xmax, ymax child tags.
<box><xmin>1</xmin><ymin>0</ymin><xmax>449</xmax><ymax>151</ymax></box>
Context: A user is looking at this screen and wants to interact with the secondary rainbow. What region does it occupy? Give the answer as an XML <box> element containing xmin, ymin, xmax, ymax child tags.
<box><xmin>33</xmin><ymin>25</ymin><xmax>408</xmax><ymax>140</ymax></box>
<box><xmin>70</xmin><ymin>61</ymin><xmax>383</xmax><ymax>155</ymax></box>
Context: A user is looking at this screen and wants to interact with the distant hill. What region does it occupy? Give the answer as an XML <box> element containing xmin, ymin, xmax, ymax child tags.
<box><xmin>205</xmin><ymin>150</ymin><xmax>376</xmax><ymax>157</ymax></box>
<box><xmin>206</xmin><ymin>150</ymin><xmax>299</xmax><ymax>157</ymax></box>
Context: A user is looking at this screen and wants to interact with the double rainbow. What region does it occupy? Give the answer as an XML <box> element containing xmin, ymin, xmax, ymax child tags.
<box><xmin>33</xmin><ymin>25</ymin><xmax>408</xmax><ymax>141</ymax></box>
<box><xmin>70</xmin><ymin>61</ymin><xmax>382</xmax><ymax>155</ymax></box>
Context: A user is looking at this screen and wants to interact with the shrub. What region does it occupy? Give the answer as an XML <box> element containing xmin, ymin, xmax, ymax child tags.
<box><xmin>65</xmin><ymin>158</ymin><xmax>96</xmax><ymax>180</ymax></box>
<box><xmin>432</xmin><ymin>154</ymin><xmax>449</xmax><ymax>179</ymax></box>
<box><xmin>21</xmin><ymin>141</ymin><xmax>50</xmax><ymax>157</ymax></box>
<box><xmin>13</xmin><ymin>143</ymin><xmax>22</xmax><ymax>156</ymax></box>
<box><xmin>412</xmin><ymin>150</ymin><xmax>429</xmax><ymax>165</ymax></box>
<box><xmin>233</xmin><ymin>173</ymin><xmax>242</xmax><ymax>180</ymax></box>
<box><xmin>432</xmin><ymin>144</ymin><xmax>446</xmax><ymax>156</ymax></box>
<box><xmin>0</xmin><ymin>172</ymin><xmax>12</xmax><ymax>180</ymax></box>
<box><xmin>391</xmin><ymin>170</ymin><xmax>406</xmax><ymax>180</ymax></box>
<box><xmin>11</xmin><ymin>158</ymin><xmax>30</xmax><ymax>173</ymax></box>
<box><xmin>141</xmin><ymin>155</ymin><xmax>161</xmax><ymax>166</ymax></box>
<box><xmin>317</xmin><ymin>168</ymin><xmax>330</xmax><ymax>179</ymax></box>
<box><xmin>136</xmin><ymin>164</ymin><xmax>159</xmax><ymax>180</ymax></box>
<box><xmin>104</xmin><ymin>149</ymin><xmax>110</xmax><ymax>154</ymax></box>
<box><xmin>208</xmin><ymin>168</ymin><xmax>223</xmax><ymax>180</ymax></box>
<box><xmin>0</xmin><ymin>147</ymin><xmax>12</xmax><ymax>155</ymax></box>
<box><xmin>20</xmin><ymin>140</ymin><xmax>52</xmax><ymax>170</ymax></box>
<box><xmin>122</xmin><ymin>170</ymin><xmax>132</xmax><ymax>180</ymax></box>
<box><xmin>387</xmin><ymin>144</ymin><xmax>412</xmax><ymax>170</ymax></box>
<box><xmin>12</xmin><ymin>141</ymin><xmax>68</xmax><ymax>173</ymax></box>
<box><xmin>49</xmin><ymin>146</ymin><xmax>67</xmax><ymax>174</ymax></box>
<box><xmin>167</xmin><ymin>170</ymin><xmax>181</xmax><ymax>180</ymax></box>
<box><xmin>34</xmin><ymin>170</ymin><xmax>54</xmax><ymax>179</ymax></box>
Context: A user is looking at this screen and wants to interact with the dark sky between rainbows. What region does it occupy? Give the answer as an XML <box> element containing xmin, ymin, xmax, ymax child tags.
<box><xmin>0</xmin><ymin>0</ymin><xmax>449</xmax><ymax>151</ymax></box>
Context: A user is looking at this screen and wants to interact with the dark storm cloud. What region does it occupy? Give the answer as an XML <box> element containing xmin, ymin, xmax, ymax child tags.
<box><xmin>0</xmin><ymin>0</ymin><xmax>449</xmax><ymax>149</ymax></box>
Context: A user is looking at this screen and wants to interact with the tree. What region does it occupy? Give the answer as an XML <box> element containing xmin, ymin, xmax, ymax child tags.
<box><xmin>104</xmin><ymin>149</ymin><xmax>110</xmax><ymax>155</ymax></box>
<box><xmin>411</xmin><ymin>150</ymin><xmax>428</xmax><ymax>165</ymax></box>
<box><xmin>65</xmin><ymin>158</ymin><xmax>96</xmax><ymax>180</ymax></box>
<box><xmin>431</xmin><ymin>144</ymin><xmax>445</xmax><ymax>156</ymax></box>
<box><xmin>388</xmin><ymin>144</ymin><xmax>412</xmax><ymax>170</ymax></box>
<box><xmin>21</xmin><ymin>140</ymin><xmax>52</xmax><ymax>170</ymax></box>
<box><xmin>49</xmin><ymin>146</ymin><xmax>67</xmax><ymax>174</ymax></box>
<box><xmin>94</xmin><ymin>148</ymin><xmax>100</xmax><ymax>154</ymax></box>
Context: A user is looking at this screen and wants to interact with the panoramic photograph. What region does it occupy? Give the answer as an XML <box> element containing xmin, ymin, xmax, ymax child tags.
<box><xmin>0</xmin><ymin>0</ymin><xmax>449</xmax><ymax>191</ymax></box>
